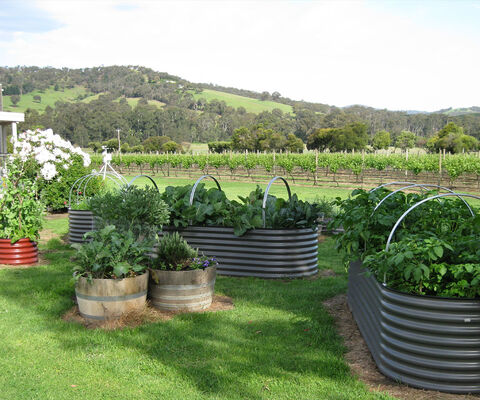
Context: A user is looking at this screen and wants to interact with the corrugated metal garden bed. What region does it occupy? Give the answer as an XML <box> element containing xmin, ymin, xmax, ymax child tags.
<box><xmin>348</xmin><ymin>260</ymin><xmax>480</xmax><ymax>394</ymax></box>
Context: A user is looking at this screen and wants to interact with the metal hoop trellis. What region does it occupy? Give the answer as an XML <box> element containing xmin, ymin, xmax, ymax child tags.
<box><xmin>263</xmin><ymin>176</ymin><xmax>292</xmax><ymax>228</ymax></box>
<box><xmin>68</xmin><ymin>172</ymin><xmax>127</xmax><ymax>208</ymax></box>
<box><xmin>371</xmin><ymin>183</ymin><xmax>474</xmax><ymax>216</ymax></box>
<box><xmin>383</xmin><ymin>192</ymin><xmax>480</xmax><ymax>284</ymax></box>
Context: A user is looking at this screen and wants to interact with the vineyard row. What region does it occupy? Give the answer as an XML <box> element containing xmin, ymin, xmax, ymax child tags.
<box><xmin>91</xmin><ymin>152</ymin><xmax>480</xmax><ymax>181</ymax></box>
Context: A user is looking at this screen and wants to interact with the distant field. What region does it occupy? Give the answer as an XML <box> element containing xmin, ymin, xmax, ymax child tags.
<box><xmin>191</xmin><ymin>89</ymin><xmax>293</xmax><ymax>114</ymax></box>
<box><xmin>2</xmin><ymin>86</ymin><xmax>89</xmax><ymax>112</ymax></box>
<box><xmin>189</xmin><ymin>143</ymin><xmax>209</xmax><ymax>153</ymax></box>
<box><xmin>82</xmin><ymin>94</ymin><xmax>165</xmax><ymax>109</ymax></box>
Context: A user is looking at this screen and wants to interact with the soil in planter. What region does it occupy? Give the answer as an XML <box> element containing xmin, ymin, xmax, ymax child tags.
<box><xmin>323</xmin><ymin>294</ymin><xmax>480</xmax><ymax>400</ymax></box>
<box><xmin>63</xmin><ymin>295</ymin><xmax>234</xmax><ymax>330</ymax></box>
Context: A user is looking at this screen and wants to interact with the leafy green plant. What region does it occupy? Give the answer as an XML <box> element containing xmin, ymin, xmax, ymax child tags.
<box><xmin>72</xmin><ymin>225</ymin><xmax>152</xmax><ymax>280</ymax></box>
<box><xmin>0</xmin><ymin>159</ymin><xmax>44</xmax><ymax>242</ymax></box>
<box><xmin>160</xmin><ymin>183</ymin><xmax>321</xmax><ymax>236</ymax></box>
<box><xmin>152</xmin><ymin>232</ymin><xmax>218</xmax><ymax>272</ymax></box>
<box><xmin>89</xmin><ymin>185</ymin><xmax>170</xmax><ymax>239</ymax></box>
<box><xmin>364</xmin><ymin>231</ymin><xmax>480</xmax><ymax>298</ymax></box>
<box><xmin>331</xmin><ymin>188</ymin><xmax>475</xmax><ymax>263</ymax></box>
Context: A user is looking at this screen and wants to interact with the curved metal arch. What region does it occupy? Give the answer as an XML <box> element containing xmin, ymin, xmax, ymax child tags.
<box><xmin>127</xmin><ymin>175</ymin><xmax>159</xmax><ymax>191</ymax></box>
<box><xmin>68</xmin><ymin>172</ymin><xmax>126</xmax><ymax>207</ymax></box>
<box><xmin>262</xmin><ymin>176</ymin><xmax>292</xmax><ymax>228</ymax></box>
<box><xmin>369</xmin><ymin>181</ymin><xmax>417</xmax><ymax>193</ymax></box>
<box><xmin>372</xmin><ymin>184</ymin><xmax>473</xmax><ymax>216</ymax></box>
<box><xmin>189</xmin><ymin>175</ymin><xmax>222</xmax><ymax>206</ymax></box>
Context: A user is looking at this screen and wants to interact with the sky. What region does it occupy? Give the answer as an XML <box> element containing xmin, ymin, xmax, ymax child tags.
<box><xmin>0</xmin><ymin>0</ymin><xmax>479</xmax><ymax>112</ymax></box>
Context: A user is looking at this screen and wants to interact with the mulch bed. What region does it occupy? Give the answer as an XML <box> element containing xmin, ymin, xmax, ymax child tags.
<box><xmin>63</xmin><ymin>295</ymin><xmax>234</xmax><ymax>330</ymax></box>
<box><xmin>323</xmin><ymin>294</ymin><xmax>480</xmax><ymax>400</ymax></box>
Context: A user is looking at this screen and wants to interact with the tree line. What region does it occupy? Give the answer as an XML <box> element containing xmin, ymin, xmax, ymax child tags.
<box><xmin>1</xmin><ymin>65</ymin><xmax>480</xmax><ymax>152</ymax></box>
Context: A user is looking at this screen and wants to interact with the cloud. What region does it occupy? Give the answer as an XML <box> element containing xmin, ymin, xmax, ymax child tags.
<box><xmin>0</xmin><ymin>0</ymin><xmax>479</xmax><ymax>111</ymax></box>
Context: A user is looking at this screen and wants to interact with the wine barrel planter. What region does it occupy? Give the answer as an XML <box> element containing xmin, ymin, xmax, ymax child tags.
<box><xmin>75</xmin><ymin>272</ymin><xmax>148</xmax><ymax>320</ymax></box>
<box><xmin>160</xmin><ymin>226</ymin><xmax>318</xmax><ymax>278</ymax></box>
<box><xmin>68</xmin><ymin>209</ymin><xmax>95</xmax><ymax>244</ymax></box>
<box><xmin>348</xmin><ymin>261</ymin><xmax>480</xmax><ymax>394</ymax></box>
<box><xmin>0</xmin><ymin>239</ymin><xmax>38</xmax><ymax>265</ymax></box>
<box><xmin>149</xmin><ymin>266</ymin><xmax>216</xmax><ymax>311</ymax></box>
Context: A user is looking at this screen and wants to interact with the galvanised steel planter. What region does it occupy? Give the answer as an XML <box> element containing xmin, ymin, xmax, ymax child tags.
<box><xmin>149</xmin><ymin>266</ymin><xmax>216</xmax><ymax>311</ymax></box>
<box><xmin>348</xmin><ymin>261</ymin><xmax>480</xmax><ymax>394</ymax></box>
<box><xmin>0</xmin><ymin>239</ymin><xmax>38</xmax><ymax>265</ymax></box>
<box><xmin>75</xmin><ymin>272</ymin><xmax>149</xmax><ymax>321</ymax></box>
<box><xmin>68</xmin><ymin>209</ymin><xmax>95</xmax><ymax>244</ymax></box>
<box><xmin>161</xmin><ymin>226</ymin><xmax>318</xmax><ymax>278</ymax></box>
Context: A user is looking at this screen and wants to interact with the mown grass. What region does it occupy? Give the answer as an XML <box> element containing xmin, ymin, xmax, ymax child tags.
<box><xmin>0</xmin><ymin>224</ymin><xmax>393</xmax><ymax>399</ymax></box>
<box><xmin>191</xmin><ymin>89</ymin><xmax>293</xmax><ymax>114</ymax></box>
<box><xmin>2</xmin><ymin>86</ymin><xmax>89</xmax><ymax>112</ymax></box>
<box><xmin>123</xmin><ymin>176</ymin><xmax>352</xmax><ymax>203</ymax></box>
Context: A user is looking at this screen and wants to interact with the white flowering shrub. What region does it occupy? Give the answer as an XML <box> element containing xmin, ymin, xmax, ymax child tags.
<box><xmin>13</xmin><ymin>128</ymin><xmax>91</xmax><ymax>180</ymax></box>
<box><xmin>11</xmin><ymin>129</ymin><xmax>100</xmax><ymax>211</ymax></box>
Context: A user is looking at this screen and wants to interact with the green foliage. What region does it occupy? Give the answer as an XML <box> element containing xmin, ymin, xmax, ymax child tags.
<box><xmin>37</xmin><ymin>154</ymin><xmax>101</xmax><ymax>211</ymax></box>
<box><xmin>160</xmin><ymin>183</ymin><xmax>321</xmax><ymax>236</ymax></box>
<box><xmin>336</xmin><ymin>186</ymin><xmax>480</xmax><ymax>298</ymax></box>
<box><xmin>72</xmin><ymin>225</ymin><xmax>152</xmax><ymax>280</ymax></box>
<box><xmin>371</xmin><ymin>130</ymin><xmax>391</xmax><ymax>150</ymax></box>
<box><xmin>307</xmin><ymin>122</ymin><xmax>368</xmax><ymax>151</ymax></box>
<box><xmin>102</xmin><ymin>138</ymin><xmax>119</xmax><ymax>151</ymax></box>
<box><xmin>162</xmin><ymin>140</ymin><xmax>182</xmax><ymax>153</ymax></box>
<box><xmin>395</xmin><ymin>130</ymin><xmax>416</xmax><ymax>149</ymax></box>
<box><xmin>427</xmin><ymin>122</ymin><xmax>478</xmax><ymax>153</ymax></box>
<box><xmin>0</xmin><ymin>159</ymin><xmax>44</xmax><ymax>242</ymax></box>
<box><xmin>364</xmin><ymin>228</ymin><xmax>480</xmax><ymax>298</ymax></box>
<box><xmin>208</xmin><ymin>141</ymin><xmax>232</xmax><ymax>153</ymax></box>
<box><xmin>153</xmin><ymin>232</ymin><xmax>198</xmax><ymax>271</ymax></box>
<box><xmin>89</xmin><ymin>185</ymin><xmax>170</xmax><ymax>240</ymax></box>
<box><xmin>88</xmin><ymin>141</ymin><xmax>102</xmax><ymax>153</ymax></box>
<box><xmin>142</xmin><ymin>136</ymin><xmax>172</xmax><ymax>152</ymax></box>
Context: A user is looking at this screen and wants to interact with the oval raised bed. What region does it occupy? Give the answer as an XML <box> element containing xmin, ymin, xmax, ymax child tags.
<box><xmin>348</xmin><ymin>260</ymin><xmax>480</xmax><ymax>394</ymax></box>
<box><xmin>75</xmin><ymin>272</ymin><xmax>148</xmax><ymax>320</ymax></box>
<box><xmin>0</xmin><ymin>239</ymin><xmax>38</xmax><ymax>265</ymax></box>
<box><xmin>160</xmin><ymin>226</ymin><xmax>318</xmax><ymax>278</ymax></box>
<box><xmin>68</xmin><ymin>209</ymin><xmax>95</xmax><ymax>244</ymax></box>
<box><xmin>149</xmin><ymin>266</ymin><xmax>216</xmax><ymax>311</ymax></box>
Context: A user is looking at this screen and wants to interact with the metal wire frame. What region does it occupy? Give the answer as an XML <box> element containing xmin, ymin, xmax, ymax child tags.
<box><xmin>127</xmin><ymin>175</ymin><xmax>159</xmax><ymax>191</ymax></box>
<box><xmin>262</xmin><ymin>176</ymin><xmax>292</xmax><ymax>228</ymax></box>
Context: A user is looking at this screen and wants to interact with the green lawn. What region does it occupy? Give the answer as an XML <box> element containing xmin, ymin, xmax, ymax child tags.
<box><xmin>123</xmin><ymin>176</ymin><xmax>353</xmax><ymax>203</ymax></box>
<box><xmin>191</xmin><ymin>89</ymin><xmax>293</xmax><ymax>114</ymax></box>
<box><xmin>0</xmin><ymin>215</ymin><xmax>393</xmax><ymax>399</ymax></box>
<box><xmin>2</xmin><ymin>86</ymin><xmax>90</xmax><ymax>112</ymax></box>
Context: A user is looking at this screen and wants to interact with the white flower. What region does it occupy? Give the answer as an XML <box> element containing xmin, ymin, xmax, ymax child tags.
<box><xmin>40</xmin><ymin>162</ymin><xmax>57</xmax><ymax>181</ymax></box>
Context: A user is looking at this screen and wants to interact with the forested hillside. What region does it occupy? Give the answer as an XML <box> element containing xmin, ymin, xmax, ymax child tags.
<box><xmin>1</xmin><ymin>65</ymin><xmax>480</xmax><ymax>147</ymax></box>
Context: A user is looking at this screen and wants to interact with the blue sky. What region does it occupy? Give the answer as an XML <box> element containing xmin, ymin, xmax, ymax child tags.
<box><xmin>1</xmin><ymin>0</ymin><xmax>479</xmax><ymax>111</ymax></box>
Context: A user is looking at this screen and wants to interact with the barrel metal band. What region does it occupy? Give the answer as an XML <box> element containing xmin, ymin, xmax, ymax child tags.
<box><xmin>75</xmin><ymin>290</ymin><xmax>147</xmax><ymax>302</ymax></box>
<box><xmin>152</xmin><ymin>281</ymin><xmax>215</xmax><ymax>290</ymax></box>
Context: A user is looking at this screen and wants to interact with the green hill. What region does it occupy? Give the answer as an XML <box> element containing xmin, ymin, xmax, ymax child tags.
<box><xmin>191</xmin><ymin>89</ymin><xmax>293</xmax><ymax>114</ymax></box>
<box><xmin>2</xmin><ymin>86</ymin><xmax>89</xmax><ymax>112</ymax></box>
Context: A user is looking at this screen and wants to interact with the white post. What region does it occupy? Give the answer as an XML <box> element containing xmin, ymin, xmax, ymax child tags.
<box><xmin>11</xmin><ymin>122</ymin><xmax>17</xmax><ymax>143</ymax></box>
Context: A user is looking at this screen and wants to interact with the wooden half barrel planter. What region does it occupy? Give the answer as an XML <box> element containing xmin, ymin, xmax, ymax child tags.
<box><xmin>0</xmin><ymin>239</ymin><xmax>38</xmax><ymax>265</ymax></box>
<box><xmin>160</xmin><ymin>175</ymin><xmax>318</xmax><ymax>279</ymax></box>
<box><xmin>149</xmin><ymin>266</ymin><xmax>216</xmax><ymax>311</ymax></box>
<box><xmin>348</xmin><ymin>193</ymin><xmax>480</xmax><ymax>394</ymax></box>
<box><xmin>75</xmin><ymin>272</ymin><xmax>149</xmax><ymax>320</ymax></box>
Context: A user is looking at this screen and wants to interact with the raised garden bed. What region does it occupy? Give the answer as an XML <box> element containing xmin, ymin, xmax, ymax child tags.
<box><xmin>348</xmin><ymin>260</ymin><xmax>480</xmax><ymax>394</ymax></box>
<box><xmin>160</xmin><ymin>226</ymin><xmax>318</xmax><ymax>278</ymax></box>
<box><xmin>68</xmin><ymin>209</ymin><xmax>95</xmax><ymax>244</ymax></box>
<box><xmin>159</xmin><ymin>175</ymin><xmax>319</xmax><ymax>279</ymax></box>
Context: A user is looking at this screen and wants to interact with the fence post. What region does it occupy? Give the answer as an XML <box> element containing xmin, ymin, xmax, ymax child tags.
<box><xmin>314</xmin><ymin>149</ymin><xmax>318</xmax><ymax>185</ymax></box>
<box><xmin>438</xmin><ymin>149</ymin><xmax>442</xmax><ymax>186</ymax></box>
